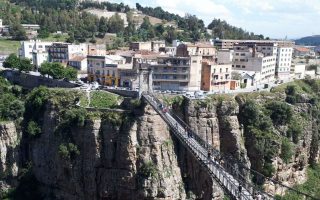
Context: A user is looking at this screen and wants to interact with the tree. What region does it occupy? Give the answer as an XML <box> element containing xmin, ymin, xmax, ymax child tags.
<box><xmin>18</xmin><ymin>58</ymin><xmax>33</xmax><ymax>72</ymax></box>
<box><xmin>98</xmin><ymin>16</ymin><xmax>108</xmax><ymax>34</ymax></box>
<box><xmin>10</xmin><ymin>23</ymin><xmax>27</xmax><ymax>40</ymax></box>
<box><xmin>39</xmin><ymin>62</ymin><xmax>51</xmax><ymax>77</ymax></box>
<box><xmin>108</xmin><ymin>13</ymin><xmax>124</xmax><ymax>33</ymax></box>
<box><xmin>64</xmin><ymin>67</ymin><xmax>77</xmax><ymax>81</ymax></box>
<box><xmin>50</xmin><ymin>62</ymin><xmax>65</xmax><ymax>79</ymax></box>
<box><xmin>3</xmin><ymin>54</ymin><xmax>20</xmax><ymax>69</ymax></box>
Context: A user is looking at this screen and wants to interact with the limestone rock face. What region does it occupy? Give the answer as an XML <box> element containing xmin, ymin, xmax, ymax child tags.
<box><xmin>30</xmin><ymin>103</ymin><xmax>224</xmax><ymax>200</ymax></box>
<box><xmin>0</xmin><ymin>122</ymin><xmax>19</xmax><ymax>192</ymax></box>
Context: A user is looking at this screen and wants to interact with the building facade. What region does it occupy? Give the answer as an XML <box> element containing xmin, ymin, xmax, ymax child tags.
<box><xmin>232</xmin><ymin>43</ymin><xmax>277</xmax><ymax>83</ymax></box>
<box><xmin>276</xmin><ymin>47</ymin><xmax>293</xmax><ymax>79</ymax></box>
<box><xmin>201</xmin><ymin>61</ymin><xmax>233</xmax><ymax>92</ymax></box>
<box><xmin>19</xmin><ymin>40</ymin><xmax>53</xmax><ymax>67</ymax></box>
<box><xmin>48</xmin><ymin>43</ymin><xmax>87</xmax><ymax>64</ymax></box>
<box><xmin>151</xmin><ymin>55</ymin><xmax>202</xmax><ymax>91</ymax></box>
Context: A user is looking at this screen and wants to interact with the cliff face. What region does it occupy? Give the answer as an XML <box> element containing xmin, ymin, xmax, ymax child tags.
<box><xmin>1</xmin><ymin>86</ymin><xmax>320</xmax><ymax>199</ymax></box>
<box><xmin>28</xmin><ymin>102</ymin><xmax>223</xmax><ymax>200</ymax></box>
<box><xmin>0</xmin><ymin>122</ymin><xmax>19</xmax><ymax>192</ymax></box>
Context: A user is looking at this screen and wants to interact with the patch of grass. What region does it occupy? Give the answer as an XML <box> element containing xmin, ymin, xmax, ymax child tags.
<box><xmin>89</xmin><ymin>91</ymin><xmax>121</xmax><ymax>108</ymax></box>
<box><xmin>41</xmin><ymin>33</ymin><xmax>68</xmax><ymax>42</ymax></box>
<box><xmin>0</xmin><ymin>39</ymin><xmax>20</xmax><ymax>54</ymax></box>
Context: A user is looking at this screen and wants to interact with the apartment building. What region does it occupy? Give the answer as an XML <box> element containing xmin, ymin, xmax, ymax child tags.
<box><xmin>151</xmin><ymin>55</ymin><xmax>202</xmax><ymax>91</ymax></box>
<box><xmin>176</xmin><ymin>43</ymin><xmax>216</xmax><ymax>57</ymax></box>
<box><xmin>217</xmin><ymin>49</ymin><xmax>233</xmax><ymax>64</ymax></box>
<box><xmin>19</xmin><ymin>40</ymin><xmax>53</xmax><ymax>67</ymax></box>
<box><xmin>214</xmin><ymin>39</ymin><xmax>294</xmax><ymax>50</ymax></box>
<box><xmin>201</xmin><ymin>60</ymin><xmax>233</xmax><ymax>91</ymax></box>
<box><xmin>68</xmin><ymin>56</ymin><xmax>87</xmax><ymax>78</ymax></box>
<box><xmin>48</xmin><ymin>43</ymin><xmax>87</xmax><ymax>64</ymax></box>
<box><xmin>232</xmin><ymin>43</ymin><xmax>277</xmax><ymax>82</ymax></box>
<box><xmin>87</xmin><ymin>55</ymin><xmax>132</xmax><ymax>86</ymax></box>
<box><xmin>290</xmin><ymin>64</ymin><xmax>306</xmax><ymax>79</ymax></box>
<box><xmin>276</xmin><ymin>47</ymin><xmax>293</xmax><ymax>79</ymax></box>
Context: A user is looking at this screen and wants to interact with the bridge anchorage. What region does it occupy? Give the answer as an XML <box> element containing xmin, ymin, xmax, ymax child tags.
<box><xmin>142</xmin><ymin>92</ymin><xmax>319</xmax><ymax>200</ymax></box>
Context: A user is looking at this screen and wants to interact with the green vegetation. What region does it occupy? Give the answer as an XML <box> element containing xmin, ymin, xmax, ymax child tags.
<box><xmin>26</xmin><ymin>121</ymin><xmax>41</xmax><ymax>137</ymax></box>
<box><xmin>0</xmin><ymin>77</ymin><xmax>24</xmax><ymax>121</ymax></box>
<box><xmin>0</xmin><ymin>39</ymin><xmax>20</xmax><ymax>54</ymax></box>
<box><xmin>287</xmin><ymin>119</ymin><xmax>302</xmax><ymax>144</ymax></box>
<box><xmin>40</xmin><ymin>33</ymin><xmax>69</xmax><ymax>42</ymax></box>
<box><xmin>280</xmin><ymin>138</ymin><xmax>294</xmax><ymax>163</ymax></box>
<box><xmin>140</xmin><ymin>160</ymin><xmax>158</xmax><ymax>179</ymax></box>
<box><xmin>3</xmin><ymin>54</ymin><xmax>34</xmax><ymax>72</ymax></box>
<box><xmin>276</xmin><ymin>164</ymin><xmax>320</xmax><ymax>200</ymax></box>
<box><xmin>265</xmin><ymin>101</ymin><xmax>293</xmax><ymax>126</ymax></box>
<box><xmin>39</xmin><ymin>62</ymin><xmax>77</xmax><ymax>80</ymax></box>
<box><xmin>89</xmin><ymin>91</ymin><xmax>120</xmax><ymax>108</ymax></box>
<box><xmin>103</xmin><ymin>112</ymin><xmax>123</xmax><ymax>126</ymax></box>
<box><xmin>58</xmin><ymin>143</ymin><xmax>80</xmax><ymax>160</ymax></box>
<box><xmin>62</xmin><ymin>107</ymin><xmax>87</xmax><ymax>127</ymax></box>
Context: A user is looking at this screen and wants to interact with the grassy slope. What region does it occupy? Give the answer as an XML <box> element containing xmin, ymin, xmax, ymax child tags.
<box><xmin>0</xmin><ymin>39</ymin><xmax>20</xmax><ymax>55</ymax></box>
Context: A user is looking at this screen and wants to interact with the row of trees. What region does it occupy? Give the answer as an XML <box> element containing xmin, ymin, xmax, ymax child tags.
<box><xmin>39</xmin><ymin>62</ymin><xmax>77</xmax><ymax>80</ymax></box>
<box><xmin>3</xmin><ymin>54</ymin><xmax>77</xmax><ymax>80</ymax></box>
<box><xmin>3</xmin><ymin>54</ymin><xmax>33</xmax><ymax>72</ymax></box>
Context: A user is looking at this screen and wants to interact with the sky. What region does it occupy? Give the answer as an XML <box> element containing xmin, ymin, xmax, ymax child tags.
<box><xmin>110</xmin><ymin>0</ymin><xmax>320</xmax><ymax>39</ymax></box>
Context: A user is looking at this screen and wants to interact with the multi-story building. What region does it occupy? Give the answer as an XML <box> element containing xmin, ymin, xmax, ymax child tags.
<box><xmin>48</xmin><ymin>43</ymin><xmax>87</xmax><ymax>64</ymax></box>
<box><xmin>214</xmin><ymin>39</ymin><xmax>294</xmax><ymax>50</ymax></box>
<box><xmin>201</xmin><ymin>60</ymin><xmax>233</xmax><ymax>92</ymax></box>
<box><xmin>151</xmin><ymin>55</ymin><xmax>202</xmax><ymax>91</ymax></box>
<box><xmin>19</xmin><ymin>40</ymin><xmax>53</xmax><ymax>67</ymax></box>
<box><xmin>68</xmin><ymin>56</ymin><xmax>88</xmax><ymax>78</ymax></box>
<box><xmin>232</xmin><ymin>43</ymin><xmax>277</xmax><ymax>83</ymax></box>
<box><xmin>276</xmin><ymin>47</ymin><xmax>293</xmax><ymax>79</ymax></box>
<box><xmin>87</xmin><ymin>55</ymin><xmax>132</xmax><ymax>86</ymax></box>
<box><xmin>217</xmin><ymin>49</ymin><xmax>233</xmax><ymax>64</ymax></box>
<box><xmin>290</xmin><ymin>64</ymin><xmax>306</xmax><ymax>79</ymax></box>
<box><xmin>176</xmin><ymin>43</ymin><xmax>216</xmax><ymax>57</ymax></box>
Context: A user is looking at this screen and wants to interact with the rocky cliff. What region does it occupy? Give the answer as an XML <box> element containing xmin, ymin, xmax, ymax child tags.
<box><xmin>1</xmin><ymin>81</ymin><xmax>320</xmax><ymax>199</ymax></box>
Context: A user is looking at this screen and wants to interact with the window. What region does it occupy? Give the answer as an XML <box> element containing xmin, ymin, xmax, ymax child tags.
<box><xmin>226</xmin><ymin>68</ymin><xmax>229</xmax><ymax>72</ymax></box>
<box><xmin>236</xmin><ymin>65</ymin><xmax>240</xmax><ymax>68</ymax></box>
<box><xmin>192</xmin><ymin>60</ymin><xmax>197</xmax><ymax>63</ymax></box>
<box><xmin>242</xmin><ymin>66</ymin><xmax>245</xmax><ymax>68</ymax></box>
<box><xmin>240</xmin><ymin>53</ymin><xmax>245</xmax><ymax>56</ymax></box>
<box><xmin>220</xmin><ymin>68</ymin><xmax>222</xmax><ymax>73</ymax></box>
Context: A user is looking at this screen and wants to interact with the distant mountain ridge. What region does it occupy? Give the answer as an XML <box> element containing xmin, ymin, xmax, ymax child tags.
<box><xmin>295</xmin><ymin>35</ymin><xmax>320</xmax><ymax>46</ymax></box>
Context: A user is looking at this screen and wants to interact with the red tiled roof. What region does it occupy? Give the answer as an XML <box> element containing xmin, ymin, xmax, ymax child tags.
<box><xmin>294</xmin><ymin>47</ymin><xmax>310</xmax><ymax>52</ymax></box>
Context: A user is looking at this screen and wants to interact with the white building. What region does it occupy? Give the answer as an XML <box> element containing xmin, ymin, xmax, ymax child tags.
<box><xmin>290</xmin><ymin>64</ymin><xmax>305</xmax><ymax>79</ymax></box>
<box><xmin>232</xmin><ymin>43</ymin><xmax>277</xmax><ymax>83</ymax></box>
<box><xmin>276</xmin><ymin>47</ymin><xmax>293</xmax><ymax>80</ymax></box>
<box><xmin>19</xmin><ymin>40</ymin><xmax>53</xmax><ymax>67</ymax></box>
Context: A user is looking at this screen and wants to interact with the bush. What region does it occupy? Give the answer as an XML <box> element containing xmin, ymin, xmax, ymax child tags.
<box><xmin>25</xmin><ymin>86</ymin><xmax>50</xmax><ymax>120</ymax></box>
<box><xmin>140</xmin><ymin>160</ymin><xmax>158</xmax><ymax>178</ymax></box>
<box><xmin>265</xmin><ymin>101</ymin><xmax>292</xmax><ymax>125</ymax></box>
<box><xmin>58</xmin><ymin>143</ymin><xmax>80</xmax><ymax>160</ymax></box>
<box><xmin>280</xmin><ymin>138</ymin><xmax>294</xmax><ymax>163</ymax></box>
<box><xmin>287</xmin><ymin>121</ymin><xmax>302</xmax><ymax>144</ymax></box>
<box><xmin>63</xmin><ymin>107</ymin><xmax>87</xmax><ymax>127</ymax></box>
<box><xmin>27</xmin><ymin>121</ymin><xmax>41</xmax><ymax>137</ymax></box>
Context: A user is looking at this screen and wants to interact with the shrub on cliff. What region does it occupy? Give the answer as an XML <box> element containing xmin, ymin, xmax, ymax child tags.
<box><xmin>58</xmin><ymin>143</ymin><xmax>80</xmax><ymax>160</ymax></box>
<box><xmin>26</xmin><ymin>121</ymin><xmax>41</xmax><ymax>137</ymax></box>
<box><xmin>287</xmin><ymin>120</ymin><xmax>302</xmax><ymax>144</ymax></box>
<box><xmin>265</xmin><ymin>101</ymin><xmax>292</xmax><ymax>126</ymax></box>
<box><xmin>140</xmin><ymin>161</ymin><xmax>158</xmax><ymax>179</ymax></box>
<box><xmin>280</xmin><ymin>138</ymin><xmax>294</xmax><ymax>164</ymax></box>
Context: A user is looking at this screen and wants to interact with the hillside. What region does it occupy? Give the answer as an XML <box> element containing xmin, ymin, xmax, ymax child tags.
<box><xmin>295</xmin><ymin>35</ymin><xmax>320</xmax><ymax>46</ymax></box>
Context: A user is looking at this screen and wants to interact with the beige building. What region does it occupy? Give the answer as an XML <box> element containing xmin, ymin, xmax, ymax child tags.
<box><xmin>130</xmin><ymin>42</ymin><xmax>152</xmax><ymax>51</ymax></box>
<box><xmin>201</xmin><ymin>61</ymin><xmax>233</xmax><ymax>92</ymax></box>
<box><xmin>176</xmin><ymin>43</ymin><xmax>216</xmax><ymax>57</ymax></box>
<box><xmin>87</xmin><ymin>55</ymin><xmax>131</xmax><ymax>86</ymax></box>
<box><xmin>151</xmin><ymin>41</ymin><xmax>166</xmax><ymax>52</ymax></box>
<box><xmin>232</xmin><ymin>43</ymin><xmax>277</xmax><ymax>82</ymax></box>
<box><xmin>151</xmin><ymin>55</ymin><xmax>202</xmax><ymax>91</ymax></box>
